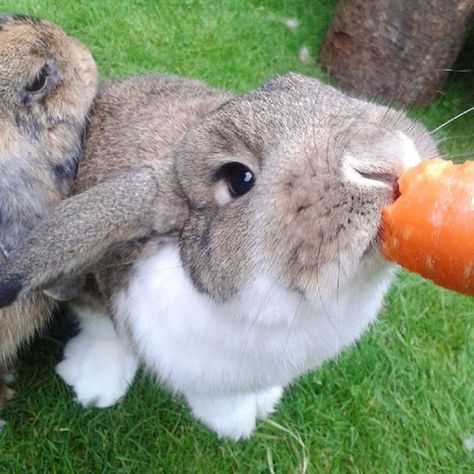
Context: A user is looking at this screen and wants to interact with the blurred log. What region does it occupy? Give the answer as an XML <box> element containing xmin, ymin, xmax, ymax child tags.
<box><xmin>318</xmin><ymin>0</ymin><xmax>473</xmax><ymax>105</ymax></box>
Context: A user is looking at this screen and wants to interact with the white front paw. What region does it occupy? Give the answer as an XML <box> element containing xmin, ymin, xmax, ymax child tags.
<box><xmin>256</xmin><ymin>386</ymin><xmax>283</xmax><ymax>419</ymax></box>
<box><xmin>186</xmin><ymin>393</ymin><xmax>258</xmax><ymax>441</ymax></box>
<box><xmin>56</xmin><ymin>325</ymin><xmax>138</xmax><ymax>408</ymax></box>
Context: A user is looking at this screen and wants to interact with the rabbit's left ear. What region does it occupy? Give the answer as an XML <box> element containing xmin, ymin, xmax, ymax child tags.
<box><xmin>0</xmin><ymin>166</ymin><xmax>166</xmax><ymax>308</ymax></box>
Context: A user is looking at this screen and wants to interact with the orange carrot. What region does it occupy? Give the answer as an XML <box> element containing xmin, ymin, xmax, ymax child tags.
<box><xmin>381</xmin><ymin>158</ymin><xmax>474</xmax><ymax>296</ymax></box>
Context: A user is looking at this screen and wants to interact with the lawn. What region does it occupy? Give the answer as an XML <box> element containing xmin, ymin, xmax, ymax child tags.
<box><xmin>0</xmin><ymin>1</ymin><xmax>473</xmax><ymax>473</ymax></box>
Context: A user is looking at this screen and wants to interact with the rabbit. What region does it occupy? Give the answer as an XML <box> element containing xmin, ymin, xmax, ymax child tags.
<box><xmin>0</xmin><ymin>71</ymin><xmax>437</xmax><ymax>439</ymax></box>
<box><xmin>0</xmin><ymin>13</ymin><xmax>97</xmax><ymax>403</ymax></box>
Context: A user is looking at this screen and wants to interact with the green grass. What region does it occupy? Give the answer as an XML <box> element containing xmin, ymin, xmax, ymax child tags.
<box><xmin>1</xmin><ymin>1</ymin><xmax>473</xmax><ymax>472</ymax></box>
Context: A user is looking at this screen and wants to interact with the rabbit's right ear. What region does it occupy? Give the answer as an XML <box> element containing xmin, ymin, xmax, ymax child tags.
<box><xmin>0</xmin><ymin>166</ymin><xmax>167</xmax><ymax>308</ymax></box>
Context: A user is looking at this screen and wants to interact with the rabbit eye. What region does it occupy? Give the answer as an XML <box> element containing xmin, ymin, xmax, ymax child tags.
<box><xmin>25</xmin><ymin>65</ymin><xmax>49</xmax><ymax>93</ymax></box>
<box><xmin>217</xmin><ymin>162</ymin><xmax>255</xmax><ymax>198</ymax></box>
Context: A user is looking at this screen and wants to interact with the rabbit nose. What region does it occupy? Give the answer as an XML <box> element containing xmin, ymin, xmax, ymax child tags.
<box><xmin>356</xmin><ymin>171</ymin><xmax>396</xmax><ymax>187</ymax></box>
<box><xmin>342</xmin><ymin>131</ymin><xmax>421</xmax><ymax>200</ymax></box>
<box><xmin>342</xmin><ymin>155</ymin><xmax>403</xmax><ymax>202</ymax></box>
<box><xmin>344</xmin><ymin>154</ymin><xmax>400</xmax><ymax>185</ymax></box>
<box><xmin>356</xmin><ymin>171</ymin><xmax>401</xmax><ymax>200</ymax></box>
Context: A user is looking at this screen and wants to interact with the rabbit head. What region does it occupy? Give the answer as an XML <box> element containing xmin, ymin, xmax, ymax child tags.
<box><xmin>0</xmin><ymin>13</ymin><xmax>97</xmax><ymax>254</ymax></box>
<box><xmin>176</xmin><ymin>73</ymin><xmax>437</xmax><ymax>301</ymax></box>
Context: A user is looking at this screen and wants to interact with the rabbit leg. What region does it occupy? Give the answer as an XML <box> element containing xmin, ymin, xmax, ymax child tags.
<box><xmin>56</xmin><ymin>305</ymin><xmax>138</xmax><ymax>408</ymax></box>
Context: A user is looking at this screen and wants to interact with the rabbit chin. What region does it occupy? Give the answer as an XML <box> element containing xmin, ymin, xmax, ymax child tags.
<box><xmin>110</xmin><ymin>243</ymin><xmax>394</xmax><ymax>436</ymax></box>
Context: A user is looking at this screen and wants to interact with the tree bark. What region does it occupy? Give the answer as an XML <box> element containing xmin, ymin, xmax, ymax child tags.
<box><xmin>318</xmin><ymin>0</ymin><xmax>473</xmax><ymax>105</ymax></box>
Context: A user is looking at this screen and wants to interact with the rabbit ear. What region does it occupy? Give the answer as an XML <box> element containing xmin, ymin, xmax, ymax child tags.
<box><xmin>0</xmin><ymin>166</ymin><xmax>161</xmax><ymax>308</ymax></box>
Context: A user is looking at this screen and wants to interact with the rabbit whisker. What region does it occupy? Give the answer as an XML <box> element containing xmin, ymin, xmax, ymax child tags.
<box><xmin>430</xmin><ymin>106</ymin><xmax>474</xmax><ymax>135</ymax></box>
<box><xmin>315</xmin><ymin>237</ymin><xmax>343</xmax><ymax>349</ymax></box>
<box><xmin>236</xmin><ymin>279</ymin><xmax>276</xmax><ymax>386</ymax></box>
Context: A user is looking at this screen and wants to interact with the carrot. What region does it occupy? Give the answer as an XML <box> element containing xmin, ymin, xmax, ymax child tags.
<box><xmin>381</xmin><ymin>158</ymin><xmax>474</xmax><ymax>296</ymax></box>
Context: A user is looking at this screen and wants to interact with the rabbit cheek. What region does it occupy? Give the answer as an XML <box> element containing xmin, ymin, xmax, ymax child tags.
<box><xmin>13</xmin><ymin>109</ymin><xmax>43</xmax><ymax>140</ymax></box>
<box><xmin>0</xmin><ymin>164</ymin><xmax>63</xmax><ymax>253</ymax></box>
<box><xmin>257</xmin><ymin>165</ymin><xmax>386</xmax><ymax>298</ymax></box>
<box><xmin>180</xmin><ymin>210</ymin><xmax>252</xmax><ymax>302</ymax></box>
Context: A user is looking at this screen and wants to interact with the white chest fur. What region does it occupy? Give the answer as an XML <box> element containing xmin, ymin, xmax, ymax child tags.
<box><xmin>114</xmin><ymin>244</ymin><xmax>394</xmax><ymax>398</ymax></box>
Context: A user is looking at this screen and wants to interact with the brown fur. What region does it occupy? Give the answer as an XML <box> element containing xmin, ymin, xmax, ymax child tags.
<box><xmin>2</xmin><ymin>75</ymin><xmax>231</xmax><ymax>296</ymax></box>
<box><xmin>0</xmin><ymin>15</ymin><xmax>231</xmax><ymax>375</ymax></box>
<box><xmin>0</xmin><ymin>14</ymin><xmax>96</xmax><ymax>365</ymax></box>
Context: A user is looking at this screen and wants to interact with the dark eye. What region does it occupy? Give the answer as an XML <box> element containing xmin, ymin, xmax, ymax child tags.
<box><xmin>25</xmin><ymin>65</ymin><xmax>49</xmax><ymax>93</ymax></box>
<box><xmin>216</xmin><ymin>162</ymin><xmax>255</xmax><ymax>197</ymax></box>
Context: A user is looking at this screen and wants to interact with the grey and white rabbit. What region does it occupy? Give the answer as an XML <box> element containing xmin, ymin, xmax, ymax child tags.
<box><xmin>0</xmin><ymin>68</ymin><xmax>437</xmax><ymax>438</ymax></box>
<box><xmin>0</xmin><ymin>14</ymin><xmax>97</xmax><ymax>403</ymax></box>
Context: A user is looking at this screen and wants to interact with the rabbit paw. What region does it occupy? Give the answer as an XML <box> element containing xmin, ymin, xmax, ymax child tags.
<box><xmin>256</xmin><ymin>386</ymin><xmax>283</xmax><ymax>419</ymax></box>
<box><xmin>56</xmin><ymin>315</ymin><xmax>138</xmax><ymax>408</ymax></box>
<box><xmin>186</xmin><ymin>391</ymin><xmax>280</xmax><ymax>440</ymax></box>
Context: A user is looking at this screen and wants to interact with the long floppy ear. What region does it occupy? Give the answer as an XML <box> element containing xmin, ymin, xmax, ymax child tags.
<box><xmin>0</xmin><ymin>166</ymin><xmax>160</xmax><ymax>308</ymax></box>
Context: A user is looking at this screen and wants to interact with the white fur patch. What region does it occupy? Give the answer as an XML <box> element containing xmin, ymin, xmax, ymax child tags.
<box><xmin>185</xmin><ymin>386</ymin><xmax>283</xmax><ymax>439</ymax></box>
<box><xmin>397</xmin><ymin>132</ymin><xmax>421</xmax><ymax>168</ymax></box>
<box><xmin>255</xmin><ymin>386</ymin><xmax>283</xmax><ymax>419</ymax></box>
<box><xmin>186</xmin><ymin>391</ymin><xmax>258</xmax><ymax>440</ymax></box>
<box><xmin>113</xmin><ymin>244</ymin><xmax>394</xmax><ymax>438</ymax></box>
<box><xmin>56</xmin><ymin>306</ymin><xmax>138</xmax><ymax>408</ymax></box>
<box><xmin>214</xmin><ymin>181</ymin><xmax>233</xmax><ymax>205</ymax></box>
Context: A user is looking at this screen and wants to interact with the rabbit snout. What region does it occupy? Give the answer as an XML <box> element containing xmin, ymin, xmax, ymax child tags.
<box><xmin>253</xmin><ymin>129</ymin><xmax>423</xmax><ymax>298</ymax></box>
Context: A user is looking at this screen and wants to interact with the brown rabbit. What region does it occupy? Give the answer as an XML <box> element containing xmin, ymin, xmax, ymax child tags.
<box><xmin>0</xmin><ymin>14</ymin><xmax>97</xmax><ymax>402</ymax></box>
<box><xmin>0</xmin><ymin>68</ymin><xmax>437</xmax><ymax>438</ymax></box>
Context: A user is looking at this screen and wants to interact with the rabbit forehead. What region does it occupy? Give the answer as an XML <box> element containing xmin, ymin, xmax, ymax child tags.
<box><xmin>0</xmin><ymin>14</ymin><xmax>96</xmax><ymax>137</ymax></box>
<box><xmin>0</xmin><ymin>16</ymin><xmax>60</xmax><ymax>76</ymax></box>
<box><xmin>0</xmin><ymin>15</ymin><xmax>97</xmax><ymax>109</ymax></box>
<box><xmin>179</xmin><ymin>73</ymin><xmax>396</xmax><ymax>156</ymax></box>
